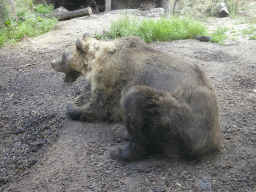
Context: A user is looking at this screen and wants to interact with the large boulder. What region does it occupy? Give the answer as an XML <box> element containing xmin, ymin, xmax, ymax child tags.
<box><xmin>206</xmin><ymin>3</ymin><xmax>229</xmax><ymax>18</ymax></box>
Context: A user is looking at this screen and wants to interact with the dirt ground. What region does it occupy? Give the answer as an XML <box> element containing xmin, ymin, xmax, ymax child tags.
<box><xmin>0</xmin><ymin>8</ymin><xmax>256</xmax><ymax>192</ymax></box>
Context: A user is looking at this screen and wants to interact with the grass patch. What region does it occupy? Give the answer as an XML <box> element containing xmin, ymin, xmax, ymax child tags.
<box><xmin>246</xmin><ymin>17</ymin><xmax>256</xmax><ymax>25</ymax></box>
<box><xmin>249</xmin><ymin>34</ymin><xmax>256</xmax><ymax>40</ymax></box>
<box><xmin>96</xmin><ymin>15</ymin><xmax>231</xmax><ymax>45</ymax></box>
<box><xmin>210</xmin><ymin>26</ymin><xmax>229</xmax><ymax>44</ymax></box>
<box><xmin>231</xmin><ymin>37</ymin><xmax>237</xmax><ymax>41</ymax></box>
<box><xmin>242</xmin><ymin>26</ymin><xmax>256</xmax><ymax>35</ymax></box>
<box><xmin>0</xmin><ymin>0</ymin><xmax>57</xmax><ymax>46</ymax></box>
<box><xmin>96</xmin><ymin>15</ymin><xmax>207</xmax><ymax>43</ymax></box>
<box><xmin>178</xmin><ymin>0</ymin><xmax>247</xmax><ymax>15</ymax></box>
<box><xmin>33</xmin><ymin>3</ymin><xmax>54</xmax><ymax>14</ymax></box>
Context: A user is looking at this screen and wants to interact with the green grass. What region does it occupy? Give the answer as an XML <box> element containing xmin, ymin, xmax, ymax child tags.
<box><xmin>242</xmin><ymin>26</ymin><xmax>256</xmax><ymax>35</ymax></box>
<box><xmin>33</xmin><ymin>3</ymin><xmax>54</xmax><ymax>14</ymax></box>
<box><xmin>240</xmin><ymin>25</ymin><xmax>256</xmax><ymax>40</ymax></box>
<box><xmin>224</xmin><ymin>0</ymin><xmax>240</xmax><ymax>14</ymax></box>
<box><xmin>231</xmin><ymin>37</ymin><xmax>237</xmax><ymax>41</ymax></box>
<box><xmin>246</xmin><ymin>17</ymin><xmax>256</xmax><ymax>25</ymax></box>
<box><xmin>249</xmin><ymin>34</ymin><xmax>256</xmax><ymax>40</ymax></box>
<box><xmin>178</xmin><ymin>0</ymin><xmax>247</xmax><ymax>16</ymax></box>
<box><xmin>96</xmin><ymin>15</ymin><xmax>232</xmax><ymax>44</ymax></box>
<box><xmin>0</xmin><ymin>0</ymin><xmax>57</xmax><ymax>46</ymax></box>
<box><xmin>209</xmin><ymin>26</ymin><xmax>229</xmax><ymax>44</ymax></box>
<box><xmin>96</xmin><ymin>15</ymin><xmax>207</xmax><ymax>43</ymax></box>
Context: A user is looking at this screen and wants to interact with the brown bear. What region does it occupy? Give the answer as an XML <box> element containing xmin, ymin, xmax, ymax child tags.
<box><xmin>51</xmin><ymin>35</ymin><xmax>222</xmax><ymax>161</ymax></box>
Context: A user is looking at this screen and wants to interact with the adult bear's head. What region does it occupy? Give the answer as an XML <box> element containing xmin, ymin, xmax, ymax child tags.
<box><xmin>51</xmin><ymin>34</ymin><xmax>97</xmax><ymax>83</ymax></box>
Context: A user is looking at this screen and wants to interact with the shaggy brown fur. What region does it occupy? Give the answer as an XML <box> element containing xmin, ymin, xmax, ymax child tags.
<box><xmin>51</xmin><ymin>35</ymin><xmax>222</xmax><ymax>161</ymax></box>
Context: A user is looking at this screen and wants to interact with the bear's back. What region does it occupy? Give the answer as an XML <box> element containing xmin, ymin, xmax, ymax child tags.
<box><xmin>114</xmin><ymin>36</ymin><xmax>209</xmax><ymax>94</ymax></box>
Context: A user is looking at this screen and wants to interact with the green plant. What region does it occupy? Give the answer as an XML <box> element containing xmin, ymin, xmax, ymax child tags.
<box><xmin>34</xmin><ymin>3</ymin><xmax>54</xmax><ymax>14</ymax></box>
<box><xmin>0</xmin><ymin>1</ymin><xmax>57</xmax><ymax>46</ymax></box>
<box><xmin>15</xmin><ymin>0</ymin><xmax>33</xmax><ymax>17</ymax></box>
<box><xmin>231</xmin><ymin>37</ymin><xmax>237</xmax><ymax>41</ymax></box>
<box><xmin>210</xmin><ymin>26</ymin><xmax>229</xmax><ymax>44</ymax></box>
<box><xmin>249</xmin><ymin>34</ymin><xmax>256</xmax><ymax>40</ymax></box>
<box><xmin>242</xmin><ymin>26</ymin><xmax>256</xmax><ymax>35</ymax></box>
<box><xmin>97</xmin><ymin>15</ymin><xmax>207</xmax><ymax>43</ymax></box>
<box><xmin>224</xmin><ymin>0</ymin><xmax>239</xmax><ymax>14</ymax></box>
<box><xmin>246</xmin><ymin>17</ymin><xmax>256</xmax><ymax>25</ymax></box>
<box><xmin>96</xmin><ymin>15</ymin><xmax>233</xmax><ymax>45</ymax></box>
<box><xmin>0</xmin><ymin>0</ymin><xmax>18</xmax><ymax>27</ymax></box>
<box><xmin>178</xmin><ymin>0</ymin><xmax>247</xmax><ymax>16</ymax></box>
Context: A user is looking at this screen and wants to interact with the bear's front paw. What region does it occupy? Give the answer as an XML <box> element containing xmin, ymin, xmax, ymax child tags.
<box><xmin>109</xmin><ymin>145</ymin><xmax>124</xmax><ymax>161</ymax></box>
<box><xmin>66</xmin><ymin>103</ymin><xmax>83</xmax><ymax>121</ymax></box>
<box><xmin>114</xmin><ymin>126</ymin><xmax>129</xmax><ymax>140</ymax></box>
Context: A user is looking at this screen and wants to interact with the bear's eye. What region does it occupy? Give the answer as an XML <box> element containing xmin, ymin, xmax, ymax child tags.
<box><xmin>77</xmin><ymin>46</ymin><xmax>85</xmax><ymax>53</ymax></box>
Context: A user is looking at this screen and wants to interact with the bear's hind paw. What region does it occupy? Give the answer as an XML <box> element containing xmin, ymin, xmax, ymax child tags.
<box><xmin>109</xmin><ymin>145</ymin><xmax>124</xmax><ymax>161</ymax></box>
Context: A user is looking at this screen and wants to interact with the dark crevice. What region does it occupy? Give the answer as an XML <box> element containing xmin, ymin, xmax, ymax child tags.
<box><xmin>53</xmin><ymin>0</ymin><xmax>106</xmax><ymax>12</ymax></box>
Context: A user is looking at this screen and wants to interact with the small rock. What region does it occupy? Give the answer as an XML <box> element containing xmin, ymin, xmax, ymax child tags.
<box><xmin>14</xmin><ymin>128</ymin><xmax>24</xmax><ymax>135</ymax></box>
<box><xmin>28</xmin><ymin>160</ymin><xmax>37</xmax><ymax>167</ymax></box>
<box><xmin>199</xmin><ymin>177</ymin><xmax>211</xmax><ymax>191</ymax></box>
<box><xmin>88</xmin><ymin>182</ymin><xmax>97</xmax><ymax>189</ymax></box>
<box><xmin>154</xmin><ymin>187</ymin><xmax>166</xmax><ymax>192</ymax></box>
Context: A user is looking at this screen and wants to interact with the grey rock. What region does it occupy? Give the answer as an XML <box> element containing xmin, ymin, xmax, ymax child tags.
<box><xmin>154</xmin><ymin>187</ymin><xmax>166</xmax><ymax>192</ymax></box>
<box><xmin>206</xmin><ymin>3</ymin><xmax>229</xmax><ymax>18</ymax></box>
<box><xmin>199</xmin><ymin>177</ymin><xmax>211</xmax><ymax>191</ymax></box>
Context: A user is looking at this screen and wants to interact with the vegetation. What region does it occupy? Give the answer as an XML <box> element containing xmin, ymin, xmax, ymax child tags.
<box><xmin>0</xmin><ymin>0</ymin><xmax>57</xmax><ymax>46</ymax></box>
<box><xmin>0</xmin><ymin>0</ymin><xmax>254</xmax><ymax>47</ymax></box>
<box><xmin>95</xmin><ymin>15</ymin><xmax>236</xmax><ymax>44</ymax></box>
<box><xmin>242</xmin><ymin>25</ymin><xmax>256</xmax><ymax>35</ymax></box>
<box><xmin>178</xmin><ymin>0</ymin><xmax>248</xmax><ymax>16</ymax></box>
<box><xmin>96</xmin><ymin>16</ymin><xmax>207</xmax><ymax>43</ymax></box>
<box><xmin>249</xmin><ymin>34</ymin><xmax>256</xmax><ymax>40</ymax></box>
<box><xmin>95</xmin><ymin>0</ymin><xmax>255</xmax><ymax>45</ymax></box>
<box><xmin>210</xmin><ymin>26</ymin><xmax>229</xmax><ymax>44</ymax></box>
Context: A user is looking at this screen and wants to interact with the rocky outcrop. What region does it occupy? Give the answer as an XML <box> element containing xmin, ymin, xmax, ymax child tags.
<box><xmin>206</xmin><ymin>3</ymin><xmax>229</xmax><ymax>18</ymax></box>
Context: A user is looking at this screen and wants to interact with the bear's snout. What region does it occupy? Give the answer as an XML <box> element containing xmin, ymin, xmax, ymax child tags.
<box><xmin>51</xmin><ymin>59</ymin><xmax>62</xmax><ymax>72</ymax></box>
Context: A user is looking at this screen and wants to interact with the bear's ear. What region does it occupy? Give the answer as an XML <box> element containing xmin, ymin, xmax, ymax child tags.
<box><xmin>75</xmin><ymin>38</ymin><xmax>86</xmax><ymax>53</ymax></box>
